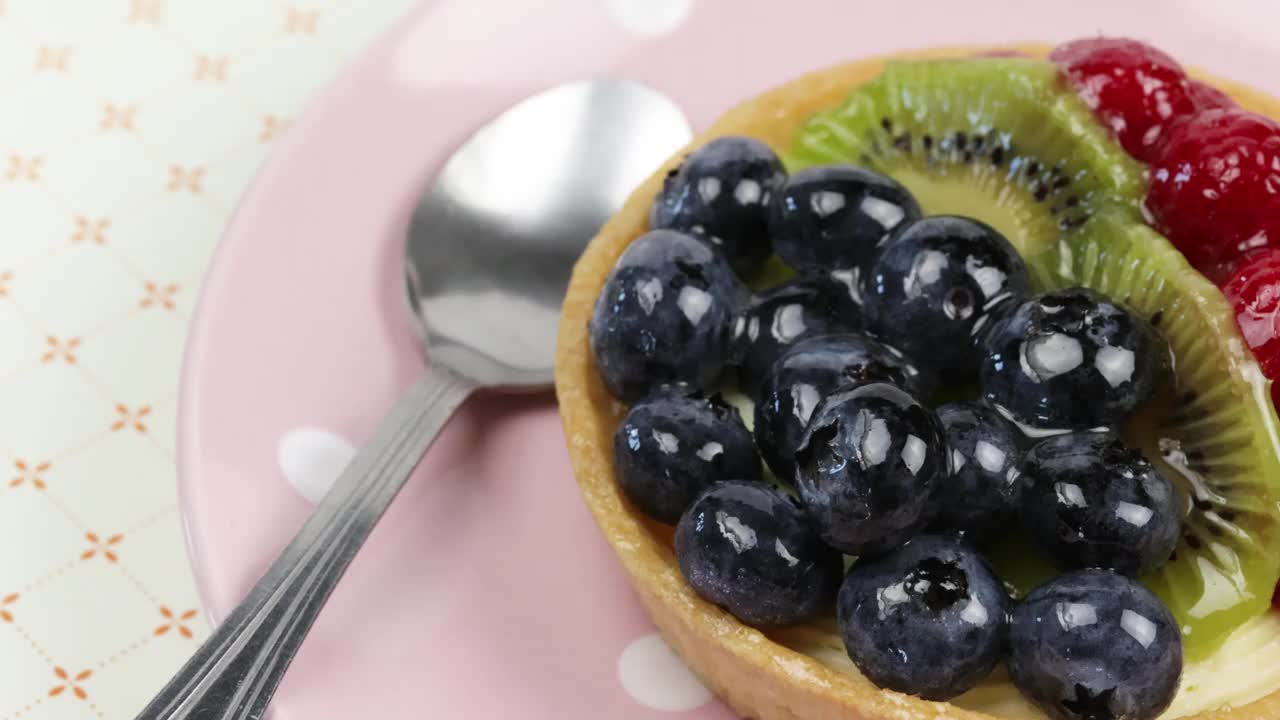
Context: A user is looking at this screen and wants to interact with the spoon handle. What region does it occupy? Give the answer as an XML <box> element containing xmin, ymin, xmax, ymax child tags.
<box><xmin>136</xmin><ymin>367</ymin><xmax>475</xmax><ymax>720</ymax></box>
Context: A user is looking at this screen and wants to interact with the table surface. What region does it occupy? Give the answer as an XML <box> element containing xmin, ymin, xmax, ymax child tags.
<box><xmin>0</xmin><ymin>1</ymin><xmax>414</xmax><ymax>717</ymax></box>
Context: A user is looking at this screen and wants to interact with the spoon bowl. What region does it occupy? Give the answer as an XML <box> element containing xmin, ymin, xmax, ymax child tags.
<box><xmin>406</xmin><ymin>79</ymin><xmax>692</xmax><ymax>388</ymax></box>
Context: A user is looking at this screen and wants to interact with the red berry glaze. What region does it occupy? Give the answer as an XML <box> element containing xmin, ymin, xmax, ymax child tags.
<box><xmin>1051</xmin><ymin>37</ymin><xmax>1197</xmax><ymax>162</ymax></box>
<box><xmin>1223</xmin><ymin>250</ymin><xmax>1280</xmax><ymax>381</ymax></box>
<box><xmin>1146</xmin><ymin>109</ymin><xmax>1280</xmax><ymax>276</ymax></box>
<box><xmin>1188</xmin><ymin>79</ymin><xmax>1237</xmax><ymax>111</ymax></box>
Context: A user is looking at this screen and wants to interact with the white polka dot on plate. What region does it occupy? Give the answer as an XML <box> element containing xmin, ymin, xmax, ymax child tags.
<box><xmin>618</xmin><ymin>633</ymin><xmax>712</xmax><ymax>711</ymax></box>
<box><xmin>277</xmin><ymin>427</ymin><xmax>356</xmax><ymax>504</ymax></box>
<box><xmin>605</xmin><ymin>0</ymin><xmax>693</xmax><ymax>36</ymax></box>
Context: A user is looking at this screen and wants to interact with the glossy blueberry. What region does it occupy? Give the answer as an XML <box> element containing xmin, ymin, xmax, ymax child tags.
<box><xmin>930</xmin><ymin>402</ymin><xmax>1025</xmax><ymax>539</ymax></box>
<box><xmin>795</xmin><ymin>382</ymin><xmax>946</xmax><ymax>556</ymax></box>
<box><xmin>733</xmin><ymin>275</ymin><xmax>864</xmax><ymax>398</ymax></box>
<box><xmin>1019</xmin><ymin>432</ymin><xmax>1181</xmax><ymax>576</ymax></box>
<box><xmin>863</xmin><ymin>216</ymin><xmax>1030</xmax><ymax>383</ymax></box>
<box><xmin>754</xmin><ymin>334</ymin><xmax>931</xmax><ymax>480</ymax></box>
<box><xmin>837</xmin><ymin>535</ymin><xmax>1011</xmax><ymax>700</ymax></box>
<box><xmin>650</xmin><ymin>136</ymin><xmax>786</xmax><ymax>275</ymax></box>
<box><xmin>770</xmin><ymin>164</ymin><xmax>921</xmax><ymax>273</ymax></box>
<box><xmin>675</xmin><ymin>480</ymin><xmax>843</xmax><ymax>626</ymax></box>
<box><xmin>1009</xmin><ymin>570</ymin><xmax>1182</xmax><ymax>720</ymax></box>
<box><xmin>613</xmin><ymin>385</ymin><xmax>761</xmax><ymax>524</ymax></box>
<box><xmin>589</xmin><ymin>229</ymin><xmax>746</xmax><ymax>402</ymax></box>
<box><xmin>978</xmin><ymin>287</ymin><xmax>1166</xmax><ymax>431</ymax></box>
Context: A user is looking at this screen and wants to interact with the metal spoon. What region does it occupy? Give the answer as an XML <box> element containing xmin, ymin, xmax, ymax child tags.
<box><xmin>137</xmin><ymin>79</ymin><xmax>691</xmax><ymax>720</ymax></box>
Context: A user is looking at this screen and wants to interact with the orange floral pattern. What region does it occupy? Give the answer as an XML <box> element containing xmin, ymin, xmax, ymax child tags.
<box><xmin>194</xmin><ymin>56</ymin><xmax>228</xmax><ymax>83</ymax></box>
<box><xmin>112</xmin><ymin>405</ymin><xmax>151</xmax><ymax>433</ymax></box>
<box><xmin>72</xmin><ymin>217</ymin><xmax>110</xmax><ymax>244</ymax></box>
<box><xmin>80</xmin><ymin>532</ymin><xmax>123</xmax><ymax>563</ymax></box>
<box><xmin>129</xmin><ymin>0</ymin><xmax>162</xmax><ymax>23</ymax></box>
<box><xmin>284</xmin><ymin>8</ymin><xmax>320</xmax><ymax>34</ymax></box>
<box><xmin>260</xmin><ymin>115</ymin><xmax>288</xmax><ymax>142</ymax></box>
<box><xmin>101</xmin><ymin>104</ymin><xmax>136</xmax><ymax>131</ymax></box>
<box><xmin>35</xmin><ymin>47</ymin><xmax>70</xmax><ymax>72</ymax></box>
<box><xmin>48</xmin><ymin>667</ymin><xmax>92</xmax><ymax>700</ymax></box>
<box><xmin>154</xmin><ymin>607</ymin><xmax>198</xmax><ymax>638</ymax></box>
<box><xmin>41</xmin><ymin>337</ymin><xmax>80</xmax><ymax>364</ymax></box>
<box><xmin>140</xmin><ymin>282</ymin><xmax>177</xmax><ymax>310</ymax></box>
<box><xmin>10</xmin><ymin>460</ymin><xmax>50</xmax><ymax>489</ymax></box>
<box><xmin>167</xmin><ymin>165</ymin><xmax>204</xmax><ymax>193</ymax></box>
<box><xmin>0</xmin><ymin>593</ymin><xmax>16</xmax><ymax>622</ymax></box>
<box><xmin>5</xmin><ymin>155</ymin><xmax>41</xmax><ymax>182</ymax></box>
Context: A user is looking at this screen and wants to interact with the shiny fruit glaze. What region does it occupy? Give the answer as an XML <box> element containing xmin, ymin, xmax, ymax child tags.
<box><xmin>1050</xmin><ymin>37</ymin><xmax>1197</xmax><ymax>162</ymax></box>
<box><xmin>1145</xmin><ymin>109</ymin><xmax>1280</xmax><ymax>279</ymax></box>
<box><xmin>1222</xmin><ymin>250</ymin><xmax>1280</xmax><ymax>380</ymax></box>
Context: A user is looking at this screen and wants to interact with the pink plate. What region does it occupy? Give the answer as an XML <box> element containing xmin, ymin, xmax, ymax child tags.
<box><xmin>179</xmin><ymin>1</ymin><xmax>1280</xmax><ymax>717</ymax></box>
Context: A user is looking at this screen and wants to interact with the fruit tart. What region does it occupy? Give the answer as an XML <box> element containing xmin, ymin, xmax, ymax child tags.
<box><xmin>555</xmin><ymin>40</ymin><xmax>1280</xmax><ymax>720</ymax></box>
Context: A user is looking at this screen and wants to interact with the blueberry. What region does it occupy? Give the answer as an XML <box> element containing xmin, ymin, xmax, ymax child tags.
<box><xmin>651</xmin><ymin>137</ymin><xmax>786</xmax><ymax>275</ymax></box>
<box><xmin>863</xmin><ymin>216</ymin><xmax>1030</xmax><ymax>383</ymax></box>
<box><xmin>770</xmin><ymin>164</ymin><xmax>921</xmax><ymax>273</ymax></box>
<box><xmin>837</xmin><ymin>535</ymin><xmax>1011</xmax><ymax>700</ymax></box>
<box><xmin>931</xmin><ymin>401</ymin><xmax>1024</xmax><ymax>539</ymax></box>
<box><xmin>754</xmin><ymin>334</ymin><xmax>931</xmax><ymax>480</ymax></box>
<box><xmin>589</xmin><ymin>229</ymin><xmax>746</xmax><ymax>402</ymax></box>
<box><xmin>733</xmin><ymin>275</ymin><xmax>864</xmax><ymax>398</ymax></box>
<box><xmin>675</xmin><ymin>480</ymin><xmax>843</xmax><ymax>626</ymax></box>
<box><xmin>613</xmin><ymin>385</ymin><xmax>761</xmax><ymax>524</ymax></box>
<box><xmin>978</xmin><ymin>287</ymin><xmax>1166</xmax><ymax>431</ymax></box>
<box><xmin>1018</xmin><ymin>432</ymin><xmax>1181</xmax><ymax>576</ymax></box>
<box><xmin>795</xmin><ymin>382</ymin><xmax>946</xmax><ymax>556</ymax></box>
<box><xmin>1009</xmin><ymin>570</ymin><xmax>1182</xmax><ymax>720</ymax></box>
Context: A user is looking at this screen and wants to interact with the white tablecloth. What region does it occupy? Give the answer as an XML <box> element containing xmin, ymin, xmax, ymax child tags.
<box><xmin>0</xmin><ymin>1</ymin><xmax>414</xmax><ymax>717</ymax></box>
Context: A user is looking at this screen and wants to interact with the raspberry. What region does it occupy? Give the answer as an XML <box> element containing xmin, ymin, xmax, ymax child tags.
<box><xmin>1222</xmin><ymin>250</ymin><xmax>1280</xmax><ymax>380</ymax></box>
<box><xmin>1051</xmin><ymin>37</ymin><xmax>1197</xmax><ymax>162</ymax></box>
<box><xmin>1146</xmin><ymin>109</ymin><xmax>1280</xmax><ymax>276</ymax></box>
<box><xmin>1188</xmin><ymin>79</ymin><xmax>1236</xmax><ymax>111</ymax></box>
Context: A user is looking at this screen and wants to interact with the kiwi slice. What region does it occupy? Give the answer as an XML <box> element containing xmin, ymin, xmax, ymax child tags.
<box><xmin>785</xmin><ymin>58</ymin><xmax>1147</xmax><ymax>268</ymax></box>
<box><xmin>1055</xmin><ymin>213</ymin><xmax>1280</xmax><ymax>660</ymax></box>
<box><xmin>785</xmin><ymin>58</ymin><xmax>1280</xmax><ymax>660</ymax></box>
